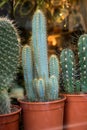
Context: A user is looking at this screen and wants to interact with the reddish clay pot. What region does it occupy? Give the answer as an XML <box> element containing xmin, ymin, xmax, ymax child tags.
<box><xmin>0</xmin><ymin>105</ymin><xmax>21</xmax><ymax>130</ymax></box>
<box><xmin>63</xmin><ymin>94</ymin><xmax>87</xmax><ymax>130</ymax></box>
<box><xmin>19</xmin><ymin>96</ymin><xmax>66</xmax><ymax>130</ymax></box>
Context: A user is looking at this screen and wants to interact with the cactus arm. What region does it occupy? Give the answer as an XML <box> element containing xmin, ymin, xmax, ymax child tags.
<box><xmin>36</xmin><ymin>78</ymin><xmax>45</xmax><ymax>102</ymax></box>
<box><xmin>22</xmin><ymin>45</ymin><xmax>35</xmax><ymax>101</ymax></box>
<box><xmin>49</xmin><ymin>54</ymin><xmax>59</xmax><ymax>80</ymax></box>
<box><xmin>48</xmin><ymin>75</ymin><xmax>59</xmax><ymax>101</ymax></box>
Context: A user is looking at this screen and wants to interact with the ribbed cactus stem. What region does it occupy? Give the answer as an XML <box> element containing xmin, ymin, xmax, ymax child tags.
<box><xmin>78</xmin><ymin>34</ymin><xmax>87</xmax><ymax>92</ymax></box>
<box><xmin>0</xmin><ymin>18</ymin><xmax>20</xmax><ymax>89</ymax></box>
<box><xmin>32</xmin><ymin>9</ymin><xmax>49</xmax><ymax>81</ymax></box>
<box><xmin>22</xmin><ymin>45</ymin><xmax>35</xmax><ymax>101</ymax></box>
<box><xmin>36</xmin><ymin>78</ymin><xmax>45</xmax><ymax>102</ymax></box>
<box><xmin>33</xmin><ymin>78</ymin><xmax>38</xmax><ymax>101</ymax></box>
<box><xmin>0</xmin><ymin>90</ymin><xmax>11</xmax><ymax>114</ymax></box>
<box><xmin>49</xmin><ymin>54</ymin><xmax>59</xmax><ymax>80</ymax></box>
<box><xmin>48</xmin><ymin>75</ymin><xmax>59</xmax><ymax>101</ymax></box>
<box><xmin>60</xmin><ymin>49</ymin><xmax>75</xmax><ymax>93</ymax></box>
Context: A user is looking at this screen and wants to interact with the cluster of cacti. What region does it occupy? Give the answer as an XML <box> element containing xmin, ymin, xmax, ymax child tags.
<box><xmin>78</xmin><ymin>34</ymin><xmax>87</xmax><ymax>92</ymax></box>
<box><xmin>0</xmin><ymin>18</ymin><xmax>20</xmax><ymax>114</ymax></box>
<box><xmin>60</xmin><ymin>34</ymin><xmax>87</xmax><ymax>94</ymax></box>
<box><xmin>22</xmin><ymin>9</ymin><xmax>59</xmax><ymax>102</ymax></box>
<box><xmin>60</xmin><ymin>49</ymin><xmax>75</xmax><ymax>93</ymax></box>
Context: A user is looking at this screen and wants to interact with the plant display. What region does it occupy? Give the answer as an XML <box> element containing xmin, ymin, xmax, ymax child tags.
<box><xmin>22</xmin><ymin>9</ymin><xmax>59</xmax><ymax>102</ymax></box>
<box><xmin>0</xmin><ymin>18</ymin><xmax>20</xmax><ymax>114</ymax></box>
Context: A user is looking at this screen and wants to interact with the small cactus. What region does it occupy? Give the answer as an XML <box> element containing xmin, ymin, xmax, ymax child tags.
<box><xmin>0</xmin><ymin>90</ymin><xmax>11</xmax><ymax>114</ymax></box>
<box><xmin>60</xmin><ymin>49</ymin><xmax>75</xmax><ymax>93</ymax></box>
<box><xmin>78</xmin><ymin>34</ymin><xmax>87</xmax><ymax>92</ymax></box>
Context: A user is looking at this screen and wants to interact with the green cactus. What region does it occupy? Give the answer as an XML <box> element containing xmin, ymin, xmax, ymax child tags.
<box><xmin>0</xmin><ymin>90</ymin><xmax>11</xmax><ymax>114</ymax></box>
<box><xmin>78</xmin><ymin>34</ymin><xmax>87</xmax><ymax>92</ymax></box>
<box><xmin>48</xmin><ymin>75</ymin><xmax>59</xmax><ymax>101</ymax></box>
<box><xmin>60</xmin><ymin>49</ymin><xmax>75</xmax><ymax>93</ymax></box>
<box><xmin>0</xmin><ymin>18</ymin><xmax>20</xmax><ymax>114</ymax></box>
<box><xmin>22</xmin><ymin>45</ymin><xmax>35</xmax><ymax>101</ymax></box>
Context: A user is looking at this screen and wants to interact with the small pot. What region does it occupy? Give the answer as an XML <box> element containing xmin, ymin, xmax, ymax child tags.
<box><xmin>19</xmin><ymin>96</ymin><xmax>66</xmax><ymax>130</ymax></box>
<box><xmin>0</xmin><ymin>105</ymin><xmax>21</xmax><ymax>130</ymax></box>
<box><xmin>63</xmin><ymin>94</ymin><xmax>87</xmax><ymax>130</ymax></box>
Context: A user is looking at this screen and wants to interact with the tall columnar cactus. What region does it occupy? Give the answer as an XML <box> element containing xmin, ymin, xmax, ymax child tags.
<box><xmin>78</xmin><ymin>34</ymin><xmax>87</xmax><ymax>92</ymax></box>
<box><xmin>48</xmin><ymin>76</ymin><xmax>59</xmax><ymax>101</ymax></box>
<box><xmin>32</xmin><ymin>9</ymin><xmax>49</xmax><ymax>81</ymax></box>
<box><xmin>0</xmin><ymin>18</ymin><xmax>20</xmax><ymax>114</ymax></box>
<box><xmin>22</xmin><ymin>9</ymin><xmax>60</xmax><ymax>102</ymax></box>
<box><xmin>22</xmin><ymin>45</ymin><xmax>35</xmax><ymax>101</ymax></box>
<box><xmin>60</xmin><ymin>49</ymin><xmax>75</xmax><ymax>93</ymax></box>
<box><xmin>49</xmin><ymin>54</ymin><xmax>59</xmax><ymax>80</ymax></box>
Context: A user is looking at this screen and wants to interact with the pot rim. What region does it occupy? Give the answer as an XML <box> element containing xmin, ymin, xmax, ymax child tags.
<box><xmin>0</xmin><ymin>105</ymin><xmax>21</xmax><ymax>117</ymax></box>
<box><xmin>18</xmin><ymin>95</ymin><xmax>66</xmax><ymax>105</ymax></box>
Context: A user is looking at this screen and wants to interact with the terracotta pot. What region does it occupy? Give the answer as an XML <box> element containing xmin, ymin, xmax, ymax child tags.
<box><xmin>0</xmin><ymin>105</ymin><xmax>21</xmax><ymax>130</ymax></box>
<box><xmin>19</xmin><ymin>96</ymin><xmax>66</xmax><ymax>130</ymax></box>
<box><xmin>63</xmin><ymin>94</ymin><xmax>87</xmax><ymax>130</ymax></box>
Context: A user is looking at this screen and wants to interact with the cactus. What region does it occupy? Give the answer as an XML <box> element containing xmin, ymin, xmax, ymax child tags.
<box><xmin>0</xmin><ymin>18</ymin><xmax>20</xmax><ymax>114</ymax></box>
<box><xmin>22</xmin><ymin>45</ymin><xmax>35</xmax><ymax>101</ymax></box>
<box><xmin>22</xmin><ymin>9</ymin><xmax>60</xmax><ymax>102</ymax></box>
<box><xmin>49</xmin><ymin>54</ymin><xmax>59</xmax><ymax>80</ymax></box>
<box><xmin>78</xmin><ymin>34</ymin><xmax>87</xmax><ymax>92</ymax></box>
<box><xmin>32</xmin><ymin>9</ymin><xmax>49</xmax><ymax>81</ymax></box>
<box><xmin>0</xmin><ymin>90</ymin><xmax>11</xmax><ymax>114</ymax></box>
<box><xmin>60</xmin><ymin>49</ymin><xmax>75</xmax><ymax>93</ymax></box>
<box><xmin>36</xmin><ymin>78</ymin><xmax>45</xmax><ymax>102</ymax></box>
<box><xmin>48</xmin><ymin>75</ymin><xmax>59</xmax><ymax>101</ymax></box>
<box><xmin>0</xmin><ymin>18</ymin><xmax>20</xmax><ymax>88</ymax></box>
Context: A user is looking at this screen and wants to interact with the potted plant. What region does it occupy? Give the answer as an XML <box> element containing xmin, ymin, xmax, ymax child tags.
<box><xmin>0</xmin><ymin>18</ymin><xmax>21</xmax><ymax>130</ymax></box>
<box><xmin>60</xmin><ymin>34</ymin><xmax>87</xmax><ymax>130</ymax></box>
<box><xmin>19</xmin><ymin>9</ymin><xmax>66</xmax><ymax>130</ymax></box>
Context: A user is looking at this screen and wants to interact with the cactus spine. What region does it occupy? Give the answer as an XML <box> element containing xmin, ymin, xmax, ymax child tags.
<box><xmin>0</xmin><ymin>18</ymin><xmax>20</xmax><ymax>114</ymax></box>
<box><xmin>60</xmin><ymin>49</ymin><xmax>75</xmax><ymax>93</ymax></box>
<box><xmin>78</xmin><ymin>34</ymin><xmax>87</xmax><ymax>92</ymax></box>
